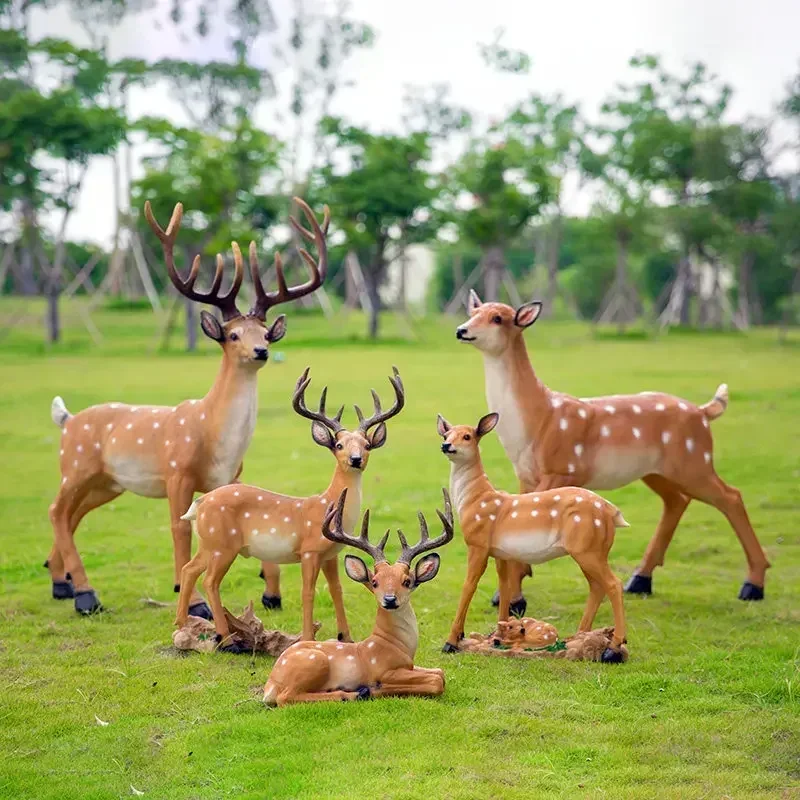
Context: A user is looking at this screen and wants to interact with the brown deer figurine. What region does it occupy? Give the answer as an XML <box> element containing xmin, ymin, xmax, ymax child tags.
<box><xmin>438</xmin><ymin>412</ymin><xmax>629</xmax><ymax>663</ymax></box>
<box><xmin>46</xmin><ymin>197</ymin><xmax>329</xmax><ymax>616</ymax></box>
<box><xmin>262</xmin><ymin>488</ymin><xmax>453</xmax><ymax>706</ymax></box>
<box><xmin>175</xmin><ymin>366</ymin><xmax>405</xmax><ymax>649</ymax></box>
<box><xmin>455</xmin><ymin>292</ymin><xmax>770</xmax><ymax>606</ymax></box>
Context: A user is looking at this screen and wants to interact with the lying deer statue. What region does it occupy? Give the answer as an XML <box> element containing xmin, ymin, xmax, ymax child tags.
<box><xmin>262</xmin><ymin>488</ymin><xmax>452</xmax><ymax>706</ymax></box>
<box><xmin>455</xmin><ymin>292</ymin><xmax>769</xmax><ymax>605</ymax></box>
<box><xmin>438</xmin><ymin>412</ymin><xmax>628</xmax><ymax>663</ymax></box>
<box><xmin>176</xmin><ymin>366</ymin><xmax>405</xmax><ymax>648</ymax></box>
<box><xmin>46</xmin><ymin>197</ymin><xmax>329</xmax><ymax>616</ymax></box>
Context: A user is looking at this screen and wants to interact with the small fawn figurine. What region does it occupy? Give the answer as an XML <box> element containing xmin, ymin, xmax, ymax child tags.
<box><xmin>438</xmin><ymin>412</ymin><xmax>629</xmax><ymax>663</ymax></box>
<box><xmin>262</xmin><ymin>488</ymin><xmax>453</xmax><ymax>706</ymax></box>
<box><xmin>176</xmin><ymin>366</ymin><xmax>405</xmax><ymax>649</ymax></box>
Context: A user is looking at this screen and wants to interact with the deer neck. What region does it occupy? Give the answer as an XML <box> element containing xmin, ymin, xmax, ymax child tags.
<box><xmin>482</xmin><ymin>336</ymin><xmax>550</xmax><ymax>460</ymax></box>
<box><xmin>449</xmin><ymin>457</ymin><xmax>493</xmax><ymax>518</ymax></box>
<box><xmin>371</xmin><ymin>602</ymin><xmax>418</xmax><ymax>662</ymax></box>
<box><xmin>202</xmin><ymin>354</ymin><xmax>259</xmax><ymax>487</ymax></box>
<box><xmin>325</xmin><ymin>466</ymin><xmax>363</xmax><ymax>534</ymax></box>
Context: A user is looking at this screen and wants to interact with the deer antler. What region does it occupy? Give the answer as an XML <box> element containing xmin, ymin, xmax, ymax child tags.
<box><xmin>291</xmin><ymin>367</ymin><xmax>344</xmax><ymax>433</ymax></box>
<box><xmin>248</xmin><ymin>197</ymin><xmax>329</xmax><ymax>320</ymax></box>
<box><xmin>396</xmin><ymin>489</ymin><xmax>454</xmax><ymax>565</ymax></box>
<box><xmin>354</xmin><ymin>366</ymin><xmax>405</xmax><ymax>434</ymax></box>
<box><xmin>322</xmin><ymin>489</ymin><xmax>390</xmax><ymax>565</ymax></box>
<box><xmin>143</xmin><ymin>201</ymin><xmax>244</xmax><ymax>321</ymax></box>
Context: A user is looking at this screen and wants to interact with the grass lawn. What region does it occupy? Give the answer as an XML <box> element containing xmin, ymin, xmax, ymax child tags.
<box><xmin>1</xmin><ymin>300</ymin><xmax>799</xmax><ymax>799</ymax></box>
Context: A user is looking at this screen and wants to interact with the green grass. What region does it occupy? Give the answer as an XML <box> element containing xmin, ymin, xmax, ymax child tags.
<box><xmin>1</xmin><ymin>300</ymin><xmax>799</xmax><ymax>800</ymax></box>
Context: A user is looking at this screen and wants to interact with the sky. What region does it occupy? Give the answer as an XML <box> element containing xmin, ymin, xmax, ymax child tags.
<box><xmin>29</xmin><ymin>0</ymin><xmax>800</xmax><ymax>247</ymax></box>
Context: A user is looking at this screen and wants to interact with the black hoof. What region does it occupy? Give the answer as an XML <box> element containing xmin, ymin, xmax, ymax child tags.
<box><xmin>624</xmin><ymin>573</ymin><xmax>652</xmax><ymax>595</ymax></box>
<box><xmin>738</xmin><ymin>581</ymin><xmax>764</xmax><ymax>601</ymax></box>
<box><xmin>442</xmin><ymin>642</ymin><xmax>459</xmax><ymax>653</ymax></box>
<box><xmin>492</xmin><ymin>638</ymin><xmax>502</xmax><ymax>648</ymax></box>
<box><xmin>491</xmin><ymin>589</ymin><xmax>500</xmax><ymax>607</ymax></box>
<box><xmin>214</xmin><ymin>636</ymin><xmax>251</xmax><ymax>654</ymax></box>
<box><xmin>261</xmin><ymin>594</ymin><xmax>282</xmax><ymax>611</ymax></box>
<box><xmin>601</xmin><ymin>647</ymin><xmax>624</xmax><ymax>664</ymax></box>
<box><xmin>337</xmin><ymin>632</ymin><xmax>346</xmax><ymax>642</ymax></box>
<box><xmin>258</xmin><ymin>569</ymin><xmax>264</xmax><ymax>580</ymax></box>
<box><xmin>509</xmin><ymin>597</ymin><xmax>527</xmax><ymax>618</ymax></box>
<box><xmin>188</xmin><ymin>601</ymin><xmax>213</xmax><ymax>621</ymax></box>
<box><xmin>52</xmin><ymin>580</ymin><xmax>74</xmax><ymax>600</ymax></box>
<box><xmin>356</xmin><ymin>685</ymin><xmax>371</xmax><ymax>700</ymax></box>
<box><xmin>173</xmin><ymin>584</ymin><xmax>180</xmax><ymax>594</ymax></box>
<box><xmin>74</xmin><ymin>590</ymin><xmax>103</xmax><ymax>615</ymax></box>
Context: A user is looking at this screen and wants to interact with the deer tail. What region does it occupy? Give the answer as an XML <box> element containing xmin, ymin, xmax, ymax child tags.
<box><xmin>700</xmin><ymin>383</ymin><xmax>728</xmax><ymax>421</ymax></box>
<box><xmin>181</xmin><ymin>496</ymin><xmax>204</xmax><ymax>521</ymax></box>
<box><xmin>612</xmin><ymin>508</ymin><xmax>630</xmax><ymax>528</ymax></box>
<box><xmin>51</xmin><ymin>396</ymin><xmax>71</xmax><ymax>428</ymax></box>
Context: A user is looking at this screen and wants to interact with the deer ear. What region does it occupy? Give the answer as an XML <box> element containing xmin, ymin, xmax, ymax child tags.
<box><xmin>344</xmin><ymin>555</ymin><xmax>371</xmax><ymax>584</ymax></box>
<box><xmin>267</xmin><ymin>314</ymin><xmax>286</xmax><ymax>343</ymax></box>
<box><xmin>436</xmin><ymin>414</ymin><xmax>451</xmax><ymax>438</ymax></box>
<box><xmin>413</xmin><ymin>553</ymin><xmax>441</xmax><ymax>585</ymax></box>
<box><xmin>368</xmin><ymin>422</ymin><xmax>387</xmax><ymax>450</ymax></box>
<box><xmin>468</xmin><ymin>289</ymin><xmax>483</xmax><ymax>315</ymax></box>
<box><xmin>476</xmin><ymin>412</ymin><xmax>499</xmax><ymax>438</ymax></box>
<box><xmin>200</xmin><ymin>310</ymin><xmax>225</xmax><ymax>342</ymax></box>
<box><xmin>311</xmin><ymin>422</ymin><xmax>335</xmax><ymax>449</ymax></box>
<box><xmin>514</xmin><ymin>302</ymin><xmax>543</xmax><ymax>329</ymax></box>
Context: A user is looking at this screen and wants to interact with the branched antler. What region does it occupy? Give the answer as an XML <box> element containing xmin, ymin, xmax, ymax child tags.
<box><xmin>291</xmin><ymin>367</ymin><xmax>344</xmax><ymax>433</ymax></box>
<box><xmin>322</xmin><ymin>489</ymin><xmax>390</xmax><ymax>564</ymax></box>
<box><xmin>397</xmin><ymin>489</ymin><xmax>454</xmax><ymax>565</ymax></box>
<box><xmin>354</xmin><ymin>366</ymin><xmax>405</xmax><ymax>434</ymax></box>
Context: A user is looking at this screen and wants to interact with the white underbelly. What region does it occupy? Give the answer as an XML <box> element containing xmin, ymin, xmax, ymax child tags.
<box><xmin>106</xmin><ymin>455</ymin><xmax>165</xmax><ymax>498</ymax></box>
<box><xmin>587</xmin><ymin>446</ymin><xmax>661</xmax><ymax>490</ymax></box>
<box><xmin>325</xmin><ymin>653</ymin><xmax>364</xmax><ymax>690</ymax></box>
<box><xmin>492</xmin><ymin>531</ymin><xmax>566</xmax><ymax>565</ymax></box>
<box><xmin>246</xmin><ymin>533</ymin><xmax>300</xmax><ymax>563</ymax></box>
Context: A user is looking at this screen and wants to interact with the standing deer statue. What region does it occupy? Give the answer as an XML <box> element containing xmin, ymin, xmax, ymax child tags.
<box><xmin>455</xmin><ymin>292</ymin><xmax>770</xmax><ymax>607</ymax></box>
<box><xmin>46</xmin><ymin>197</ymin><xmax>329</xmax><ymax>616</ymax></box>
<box><xmin>262</xmin><ymin>488</ymin><xmax>452</xmax><ymax>706</ymax></box>
<box><xmin>438</xmin><ymin>412</ymin><xmax>629</xmax><ymax>662</ymax></box>
<box><xmin>176</xmin><ymin>366</ymin><xmax>405</xmax><ymax>648</ymax></box>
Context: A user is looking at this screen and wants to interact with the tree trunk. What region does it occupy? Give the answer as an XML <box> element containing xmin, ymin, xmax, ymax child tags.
<box><xmin>615</xmin><ymin>233</ymin><xmax>629</xmax><ymax>335</ymax></box>
<box><xmin>545</xmin><ymin>213</ymin><xmax>562</xmax><ymax>312</ymax></box>
<box><xmin>364</xmin><ymin>239</ymin><xmax>386</xmax><ymax>340</ymax></box>
<box><xmin>483</xmin><ymin>245</ymin><xmax>504</xmax><ymax>302</ymax></box>
<box><xmin>18</xmin><ymin>200</ymin><xmax>38</xmax><ymax>295</ymax></box>
<box><xmin>186</xmin><ymin>297</ymin><xmax>198</xmax><ymax>351</ymax></box>
<box><xmin>47</xmin><ymin>287</ymin><xmax>60</xmax><ymax>343</ymax></box>
<box><xmin>737</xmin><ymin>251</ymin><xmax>755</xmax><ymax>329</ymax></box>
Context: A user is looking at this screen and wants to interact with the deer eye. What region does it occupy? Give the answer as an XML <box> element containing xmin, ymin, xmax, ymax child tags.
<box><xmin>402</xmin><ymin>578</ymin><xmax>411</xmax><ymax>588</ymax></box>
<box><xmin>230</xmin><ymin>332</ymin><xmax>239</xmax><ymax>341</ymax></box>
<box><xmin>463</xmin><ymin>434</ymin><xmax>471</xmax><ymax>441</ymax></box>
<box><xmin>264</xmin><ymin>332</ymin><xmax>270</xmax><ymax>341</ymax></box>
<box><xmin>371</xmin><ymin>580</ymin><xmax>378</xmax><ymax>588</ymax></box>
<box><xmin>364</xmin><ymin>443</ymin><xmax>371</xmax><ymax>451</ymax></box>
<box><xmin>336</xmin><ymin>443</ymin><xmax>344</xmax><ymax>451</ymax></box>
<box><xmin>492</xmin><ymin>315</ymin><xmax>502</xmax><ymax>324</ymax></box>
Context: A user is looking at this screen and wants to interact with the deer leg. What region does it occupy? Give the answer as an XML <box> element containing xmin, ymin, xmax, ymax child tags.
<box><xmin>321</xmin><ymin>557</ymin><xmax>352</xmax><ymax>642</ymax></box>
<box><xmin>276</xmin><ymin>689</ymin><xmax>364</xmax><ymax>706</ymax></box>
<box><xmin>494</xmin><ymin>558</ymin><xmax>513</xmax><ymax>622</ymax></box>
<box><xmin>202</xmin><ymin>548</ymin><xmax>238</xmax><ymax>643</ymax></box>
<box><xmin>259</xmin><ymin>562</ymin><xmax>282</xmax><ymax>610</ymax></box>
<box><xmin>167</xmin><ymin>477</ymin><xmax>209</xmax><ymax>618</ymax></box>
<box><xmin>176</xmin><ymin>549</ymin><xmax>210</xmax><ymax>628</ymax></box>
<box><xmin>681</xmin><ymin>472</ymin><xmax>770</xmax><ymax>599</ymax></box>
<box><xmin>576</xmin><ymin>566</ymin><xmax>605</xmax><ymax>632</ymax></box>
<box><xmin>369</xmin><ymin>667</ymin><xmax>446</xmax><ymax>698</ymax></box>
<box><xmin>300</xmin><ymin>553</ymin><xmax>322</xmax><ymax>641</ymax></box>
<box><xmin>443</xmin><ymin>547</ymin><xmax>490</xmax><ymax>651</ymax></box>
<box><xmin>626</xmin><ymin>475</ymin><xmax>690</xmax><ymax>596</ymax></box>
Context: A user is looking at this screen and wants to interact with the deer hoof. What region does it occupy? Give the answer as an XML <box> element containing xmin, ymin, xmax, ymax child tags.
<box><xmin>215</xmin><ymin>636</ymin><xmax>250</xmax><ymax>655</ymax></box>
<box><xmin>442</xmin><ymin>642</ymin><xmax>459</xmax><ymax>653</ymax></box>
<box><xmin>261</xmin><ymin>594</ymin><xmax>282</xmax><ymax>611</ymax></box>
<box><xmin>490</xmin><ymin>589</ymin><xmax>500</xmax><ymax>607</ymax></box>
<box><xmin>52</xmin><ymin>580</ymin><xmax>74</xmax><ymax>600</ymax></box>
<box><xmin>738</xmin><ymin>581</ymin><xmax>764</xmax><ymax>601</ymax></box>
<box><xmin>356</xmin><ymin>686</ymin><xmax>371</xmax><ymax>700</ymax></box>
<box><xmin>188</xmin><ymin>601</ymin><xmax>213</xmax><ymax>620</ymax></box>
<box><xmin>509</xmin><ymin>597</ymin><xmax>527</xmax><ymax>618</ymax></box>
<box><xmin>601</xmin><ymin>647</ymin><xmax>625</xmax><ymax>664</ymax></box>
<box><xmin>624</xmin><ymin>573</ymin><xmax>652</xmax><ymax>595</ymax></box>
<box><xmin>74</xmin><ymin>590</ymin><xmax>103</xmax><ymax>615</ymax></box>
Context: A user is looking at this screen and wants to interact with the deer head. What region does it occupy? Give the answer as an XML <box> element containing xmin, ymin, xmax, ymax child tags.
<box><xmin>292</xmin><ymin>366</ymin><xmax>405</xmax><ymax>473</ymax></box>
<box><xmin>322</xmin><ymin>488</ymin><xmax>453</xmax><ymax>611</ymax></box>
<box><xmin>437</xmin><ymin>412</ymin><xmax>499</xmax><ymax>465</ymax></box>
<box><xmin>144</xmin><ymin>197</ymin><xmax>330</xmax><ymax>367</ymax></box>
<box><xmin>455</xmin><ymin>290</ymin><xmax>543</xmax><ymax>356</ymax></box>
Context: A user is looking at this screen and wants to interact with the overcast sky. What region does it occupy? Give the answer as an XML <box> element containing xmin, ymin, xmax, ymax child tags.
<box><xmin>30</xmin><ymin>0</ymin><xmax>800</xmax><ymax>246</ymax></box>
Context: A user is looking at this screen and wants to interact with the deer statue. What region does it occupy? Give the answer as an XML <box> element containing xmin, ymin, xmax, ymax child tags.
<box><xmin>262</xmin><ymin>488</ymin><xmax>453</xmax><ymax>706</ymax></box>
<box><xmin>175</xmin><ymin>366</ymin><xmax>406</xmax><ymax>649</ymax></box>
<box><xmin>454</xmin><ymin>292</ymin><xmax>770</xmax><ymax>606</ymax></box>
<box><xmin>46</xmin><ymin>197</ymin><xmax>329</xmax><ymax>617</ymax></box>
<box><xmin>438</xmin><ymin>412</ymin><xmax>629</xmax><ymax>663</ymax></box>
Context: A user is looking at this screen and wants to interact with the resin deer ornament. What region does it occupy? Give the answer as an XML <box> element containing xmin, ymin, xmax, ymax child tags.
<box><xmin>176</xmin><ymin>366</ymin><xmax>405</xmax><ymax>648</ymax></box>
<box><xmin>455</xmin><ymin>292</ymin><xmax>770</xmax><ymax>603</ymax></box>
<box><xmin>438</xmin><ymin>412</ymin><xmax>629</xmax><ymax>662</ymax></box>
<box><xmin>46</xmin><ymin>197</ymin><xmax>329</xmax><ymax>616</ymax></box>
<box><xmin>262</xmin><ymin>488</ymin><xmax>452</xmax><ymax>706</ymax></box>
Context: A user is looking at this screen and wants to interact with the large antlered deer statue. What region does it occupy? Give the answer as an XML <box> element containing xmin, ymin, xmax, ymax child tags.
<box><xmin>46</xmin><ymin>197</ymin><xmax>329</xmax><ymax>617</ymax></box>
<box><xmin>175</xmin><ymin>366</ymin><xmax>405</xmax><ymax>649</ymax></box>
<box><xmin>454</xmin><ymin>292</ymin><xmax>770</xmax><ymax>607</ymax></box>
<box><xmin>262</xmin><ymin>488</ymin><xmax>453</xmax><ymax>706</ymax></box>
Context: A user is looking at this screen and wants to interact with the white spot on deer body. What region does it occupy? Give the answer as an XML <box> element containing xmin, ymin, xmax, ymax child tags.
<box><xmin>554</xmin><ymin>495</ymin><xmax>561</xmax><ymax>501</ymax></box>
<box><xmin>72</xmin><ymin>460</ymin><xmax>78</xmax><ymax>467</ymax></box>
<box><xmin>475</xmin><ymin>514</ymin><xmax>481</xmax><ymax>521</ymax></box>
<box><xmin>320</xmin><ymin>498</ymin><xmax>326</xmax><ymax>504</ymax></box>
<box><xmin>94</xmin><ymin>442</ymin><xmax>100</xmax><ymax>450</ymax></box>
<box><xmin>328</xmin><ymin>655</ymin><xmax>333</xmax><ymax>661</ymax></box>
<box><xmin>111</xmin><ymin>437</ymin><xmax>117</xmax><ymax>444</ymax></box>
<box><xmin>270</xmin><ymin>527</ymin><xmax>276</xmax><ymax>534</ymax></box>
<box><xmin>495</xmin><ymin>499</ymin><xmax>501</xmax><ymax>506</ymax></box>
<box><xmin>190</xmin><ymin>400</ymin><xmax>198</xmax><ymax>405</ymax></box>
<box><xmin>656</xmin><ymin>403</ymin><xmax>666</xmax><ymax>411</ymax></box>
<box><xmin>367</xmin><ymin>641</ymin><xmax>374</xmax><ymax>648</ymax></box>
<box><xmin>126</xmin><ymin>424</ymin><xmax>132</xmax><ymax>430</ymax></box>
<box><xmin>578</xmin><ymin>408</ymin><xmax>587</xmax><ymax>419</ymax></box>
<box><xmin>550</xmin><ymin>509</ymin><xmax>557</xmax><ymax>518</ymax></box>
<box><xmin>679</xmin><ymin>402</ymin><xmax>688</xmax><ymax>411</ymax></box>
<box><xmin>511</xmin><ymin>511</ymin><xmax>518</xmax><ymax>518</ymax></box>
<box><xmin>662</xmin><ymin>432</ymin><xmax>671</xmax><ymax>444</ymax></box>
<box><xmin>200</xmin><ymin>413</ymin><xmax>206</xmax><ymax>421</ymax></box>
<box><xmin>480</xmin><ymin>502</ymin><xmax>487</xmax><ymax>509</ymax></box>
<box><xmin>632</xmin><ymin>428</ymin><xmax>641</xmax><ymax>439</ymax></box>
<box><xmin>179</xmin><ymin>419</ymin><xmax>185</xmax><ymax>425</ymax></box>
<box><xmin>604</xmin><ymin>405</ymin><xmax>616</xmax><ymax>414</ymax></box>
<box><xmin>309</xmin><ymin>654</ymin><xmax>316</xmax><ymax>660</ymax></box>
<box><xmin>76</xmin><ymin>445</ymin><xmax>83</xmax><ymax>453</ymax></box>
<box><xmin>185</xmin><ymin>436</ymin><xmax>191</xmax><ymax>443</ymax></box>
<box><xmin>551</xmin><ymin>397</ymin><xmax>563</xmax><ymax>408</ymax></box>
<box><xmin>209</xmin><ymin>527</ymin><xmax>215</xmax><ymax>534</ymax></box>
<box><xmin>284</xmin><ymin>517</ymin><xmax>290</xmax><ymax>523</ymax></box>
<box><xmin>489</xmin><ymin>514</ymin><xmax>496</xmax><ymax>521</ymax></box>
<box><xmin>231</xmin><ymin>528</ymin><xmax>237</xmax><ymax>535</ymax></box>
<box><xmin>62</xmin><ymin>477</ymin><xmax>67</xmax><ymax>485</ymax></box>
<box><xmin>59</xmin><ymin>449</ymin><xmax>64</xmax><ymax>456</ymax></box>
<box><xmin>702</xmin><ymin>416</ymin><xmax>709</xmax><ymax>429</ymax></box>
<box><xmin>347</xmin><ymin>655</ymin><xmax>355</xmax><ymax>661</ymax></box>
<box><xmin>568</xmin><ymin>463</ymin><xmax>575</xmax><ymax>473</ymax></box>
<box><xmin>559</xmin><ymin>418</ymin><xmax>568</xmax><ymax>431</ymax></box>
<box><xmin>533</xmin><ymin>496</ymin><xmax>540</xmax><ymax>503</ymax></box>
<box><xmin>244</xmin><ymin>512</ymin><xmax>250</xmax><ymax>519</ymax></box>
<box><xmin>512</xmin><ymin>499</ymin><xmax>518</xmax><ymax>507</ymax></box>
<box><xmin>594</xmin><ymin>519</ymin><xmax>601</xmax><ymax>527</ymax></box>
<box><xmin>106</xmin><ymin>423</ymin><xmax>113</xmax><ymax>430</ymax></box>
<box><xmin>574</xmin><ymin>444</ymin><xmax>583</xmax><ymax>456</ymax></box>
<box><xmin>110</xmin><ymin>403</ymin><xmax>120</xmax><ymax>409</ymax></box>
<box><xmin>153</xmin><ymin>422</ymin><xmax>160</xmax><ymax>429</ymax></box>
<box><xmin>370</xmin><ymin>657</ymin><xmax>376</xmax><ymax>665</ymax></box>
<box><xmin>234</xmin><ymin>491</ymin><xmax>239</xmax><ymax>497</ymax></box>
<box><xmin>304</xmin><ymin>553</ymin><xmax>310</xmax><ymax>559</ymax></box>
<box><xmin>704</xmin><ymin>452</ymin><xmax>711</xmax><ymax>464</ymax></box>
<box><xmin>632</xmin><ymin>405</ymin><xmax>641</xmax><ymax>414</ymax></box>
<box><xmin>532</xmin><ymin>510</ymin><xmax>539</xmax><ymax>517</ymax></box>
<box><xmin>307</xmin><ymin>521</ymin><xmax>311</xmax><ymax>527</ymax></box>
<box><xmin>263</xmin><ymin>514</ymin><xmax>269</xmax><ymax>520</ymax></box>
<box><xmin>83</xmin><ymin>423</ymin><xmax>90</xmax><ymax>431</ymax></box>
<box><xmin>336</xmin><ymin>644</ymin><xmax>344</xmax><ymax>649</ymax></box>
<box><xmin>686</xmin><ymin>438</ymin><xmax>694</xmax><ymax>452</ymax></box>
<box><xmin>594</xmin><ymin>501</ymin><xmax>602</xmax><ymax>509</ymax></box>
<box><xmin>170</xmin><ymin>460</ymin><xmax>177</xmax><ymax>468</ymax></box>
<box><xmin>601</xmin><ymin>425</ymin><xmax>610</xmax><ymax>437</ymax></box>
<box><xmin>573</xmin><ymin>514</ymin><xmax>581</xmax><ymax>523</ymax></box>
<box><xmin>165</xmin><ymin>440</ymin><xmax>170</xmax><ymax>446</ymax></box>
<box><xmin>296</xmin><ymin>502</ymin><xmax>301</xmax><ymax>508</ymax></box>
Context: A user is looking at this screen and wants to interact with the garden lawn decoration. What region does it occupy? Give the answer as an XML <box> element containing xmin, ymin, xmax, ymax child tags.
<box><xmin>176</xmin><ymin>366</ymin><xmax>405</xmax><ymax>650</ymax></box>
<box><xmin>438</xmin><ymin>412</ymin><xmax>629</xmax><ymax>664</ymax></box>
<box><xmin>456</xmin><ymin>291</ymin><xmax>770</xmax><ymax>604</ymax></box>
<box><xmin>46</xmin><ymin>197</ymin><xmax>329</xmax><ymax>618</ymax></box>
<box><xmin>262</xmin><ymin>488</ymin><xmax>453</xmax><ymax>707</ymax></box>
